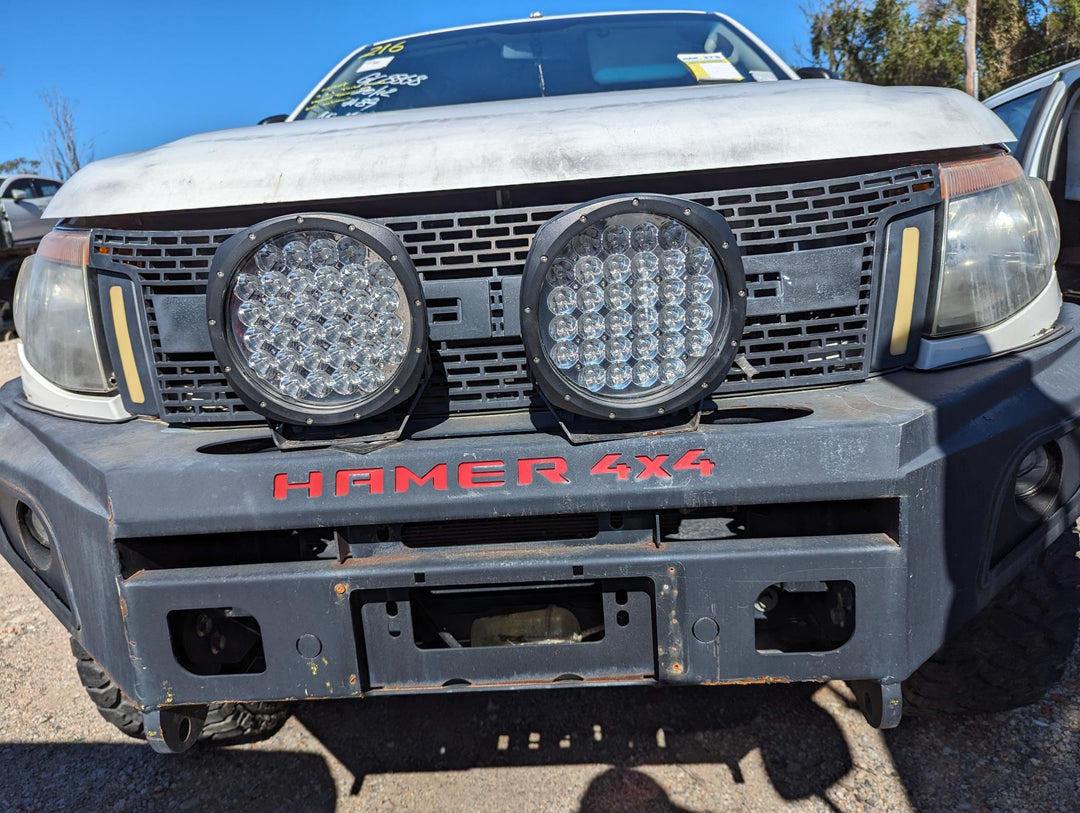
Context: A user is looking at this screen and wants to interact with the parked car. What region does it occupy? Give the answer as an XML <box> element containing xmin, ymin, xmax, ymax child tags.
<box><xmin>3</xmin><ymin>11</ymin><xmax>1078</xmax><ymax>754</ymax></box>
<box><xmin>0</xmin><ymin>174</ymin><xmax>62</xmax><ymax>335</ymax></box>
<box><xmin>985</xmin><ymin>60</ymin><xmax>1080</xmax><ymax>303</ymax></box>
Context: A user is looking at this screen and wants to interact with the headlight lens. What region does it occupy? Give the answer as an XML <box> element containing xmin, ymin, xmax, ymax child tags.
<box><xmin>522</xmin><ymin>196</ymin><xmax>745</xmax><ymax>420</ymax></box>
<box><xmin>931</xmin><ymin>156</ymin><xmax>1059</xmax><ymax>337</ymax></box>
<box><xmin>207</xmin><ymin>214</ymin><xmax>427</xmax><ymax>426</ymax></box>
<box><xmin>13</xmin><ymin>230</ymin><xmax>111</xmax><ymax>393</ymax></box>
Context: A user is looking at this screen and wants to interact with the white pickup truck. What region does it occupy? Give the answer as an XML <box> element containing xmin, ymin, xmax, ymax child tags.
<box><xmin>3</xmin><ymin>11</ymin><xmax>1077</xmax><ymax>753</ymax></box>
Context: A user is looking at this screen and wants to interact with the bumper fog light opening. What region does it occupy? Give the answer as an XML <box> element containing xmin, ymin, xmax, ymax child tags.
<box><xmin>1014</xmin><ymin>441</ymin><xmax>1063</xmax><ymax>521</ymax></box>
<box><xmin>754</xmin><ymin>580</ymin><xmax>855</xmax><ymax>654</ymax></box>
<box><xmin>168</xmin><ymin>607</ymin><xmax>267</xmax><ymax>676</ymax></box>
<box><xmin>15</xmin><ymin>501</ymin><xmax>53</xmax><ymax>572</ymax></box>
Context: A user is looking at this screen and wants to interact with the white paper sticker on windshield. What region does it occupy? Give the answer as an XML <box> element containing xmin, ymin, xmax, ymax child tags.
<box><xmin>678</xmin><ymin>53</ymin><xmax>743</xmax><ymax>82</ymax></box>
<box><xmin>357</xmin><ymin>56</ymin><xmax>395</xmax><ymax>72</ymax></box>
<box><xmin>749</xmin><ymin>70</ymin><xmax>779</xmax><ymax>82</ymax></box>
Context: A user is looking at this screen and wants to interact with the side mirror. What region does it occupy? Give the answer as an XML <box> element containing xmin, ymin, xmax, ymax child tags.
<box><xmin>796</xmin><ymin>66</ymin><xmax>839</xmax><ymax>80</ymax></box>
<box><xmin>258</xmin><ymin>114</ymin><xmax>288</xmax><ymax>125</ymax></box>
<box><xmin>9</xmin><ymin>189</ymin><xmax>28</xmax><ymax>202</ymax></box>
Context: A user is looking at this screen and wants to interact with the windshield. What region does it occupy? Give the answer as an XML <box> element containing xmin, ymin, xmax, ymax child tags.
<box><xmin>296</xmin><ymin>13</ymin><xmax>790</xmax><ymax>120</ymax></box>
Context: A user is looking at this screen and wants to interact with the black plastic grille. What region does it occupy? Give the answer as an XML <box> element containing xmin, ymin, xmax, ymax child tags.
<box><xmin>385</xmin><ymin>208</ymin><xmax>564</xmax><ymax>282</ymax></box>
<box><xmin>91</xmin><ymin>164</ymin><xmax>936</xmax><ymax>423</ymax></box>
<box><xmin>94</xmin><ymin>230</ymin><xmax>246</xmax><ymax>419</ymax></box>
<box><xmin>695</xmin><ymin>172</ymin><xmax>929</xmax><ymax>389</ymax></box>
<box><xmin>423</xmin><ymin>340</ymin><xmax>533</xmax><ymax>413</ymax></box>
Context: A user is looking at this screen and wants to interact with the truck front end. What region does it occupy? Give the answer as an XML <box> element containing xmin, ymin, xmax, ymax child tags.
<box><xmin>1</xmin><ymin>12</ymin><xmax>1077</xmax><ymax>753</ymax></box>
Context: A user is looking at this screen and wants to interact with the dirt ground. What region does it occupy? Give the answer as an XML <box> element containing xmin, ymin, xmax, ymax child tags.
<box><xmin>0</xmin><ymin>338</ymin><xmax>1077</xmax><ymax>812</ymax></box>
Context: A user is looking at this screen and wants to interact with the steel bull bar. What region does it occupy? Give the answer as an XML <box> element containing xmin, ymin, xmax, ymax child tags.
<box><xmin>3</xmin><ymin>306</ymin><xmax>1080</xmax><ymax>750</ymax></box>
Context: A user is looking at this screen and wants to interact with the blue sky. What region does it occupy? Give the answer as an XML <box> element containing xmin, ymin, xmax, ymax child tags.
<box><xmin>0</xmin><ymin>1</ymin><xmax>813</xmax><ymax>172</ymax></box>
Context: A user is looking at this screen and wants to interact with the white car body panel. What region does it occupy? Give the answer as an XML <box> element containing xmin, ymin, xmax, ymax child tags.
<box><xmin>47</xmin><ymin>80</ymin><xmax>1012</xmax><ymax>220</ymax></box>
<box><xmin>0</xmin><ymin>175</ymin><xmax>62</xmax><ymax>246</ymax></box>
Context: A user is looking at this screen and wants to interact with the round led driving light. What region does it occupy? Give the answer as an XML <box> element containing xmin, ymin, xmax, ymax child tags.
<box><xmin>521</xmin><ymin>194</ymin><xmax>745</xmax><ymax>421</ymax></box>
<box><xmin>207</xmin><ymin>213</ymin><xmax>427</xmax><ymax>426</ymax></box>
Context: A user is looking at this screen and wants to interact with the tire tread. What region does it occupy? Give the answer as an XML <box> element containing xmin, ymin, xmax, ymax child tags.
<box><xmin>70</xmin><ymin>638</ymin><xmax>292</xmax><ymax>746</ymax></box>
<box><xmin>903</xmin><ymin>534</ymin><xmax>1079</xmax><ymax>716</ymax></box>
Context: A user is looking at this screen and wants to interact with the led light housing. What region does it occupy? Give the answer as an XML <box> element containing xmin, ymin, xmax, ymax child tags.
<box><xmin>522</xmin><ymin>195</ymin><xmax>745</xmax><ymax>420</ymax></box>
<box><xmin>13</xmin><ymin>230</ymin><xmax>112</xmax><ymax>393</ymax></box>
<box><xmin>931</xmin><ymin>155</ymin><xmax>1059</xmax><ymax>336</ymax></box>
<box><xmin>207</xmin><ymin>214</ymin><xmax>427</xmax><ymax>426</ymax></box>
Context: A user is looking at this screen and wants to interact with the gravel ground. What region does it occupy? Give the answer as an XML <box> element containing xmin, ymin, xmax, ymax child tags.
<box><xmin>0</xmin><ymin>337</ymin><xmax>1077</xmax><ymax>812</ymax></box>
<box><xmin>0</xmin><ymin>341</ymin><xmax>16</xmax><ymax>387</ymax></box>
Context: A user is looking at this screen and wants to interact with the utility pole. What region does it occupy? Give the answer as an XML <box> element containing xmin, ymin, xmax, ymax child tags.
<box><xmin>964</xmin><ymin>0</ymin><xmax>979</xmax><ymax>98</ymax></box>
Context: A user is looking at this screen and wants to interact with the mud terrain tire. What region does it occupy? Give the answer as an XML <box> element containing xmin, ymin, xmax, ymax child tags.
<box><xmin>902</xmin><ymin>532</ymin><xmax>1079</xmax><ymax>716</ymax></box>
<box><xmin>71</xmin><ymin>638</ymin><xmax>293</xmax><ymax>745</ymax></box>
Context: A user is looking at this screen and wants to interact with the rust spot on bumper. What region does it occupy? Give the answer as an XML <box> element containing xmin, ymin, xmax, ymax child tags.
<box><xmin>702</xmin><ymin>675</ymin><xmax>793</xmax><ymax>686</ymax></box>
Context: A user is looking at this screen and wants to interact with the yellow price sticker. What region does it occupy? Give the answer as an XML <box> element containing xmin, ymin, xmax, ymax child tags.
<box><xmin>677</xmin><ymin>53</ymin><xmax>744</xmax><ymax>82</ymax></box>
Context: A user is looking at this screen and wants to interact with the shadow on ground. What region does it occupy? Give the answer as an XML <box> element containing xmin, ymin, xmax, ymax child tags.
<box><xmin>0</xmin><ymin>682</ymin><xmax>854</xmax><ymax>812</ymax></box>
<box><xmin>294</xmin><ymin>682</ymin><xmax>851</xmax><ymax>804</ymax></box>
<box><xmin>3</xmin><ymin>667</ymin><xmax>1078</xmax><ymax>811</ymax></box>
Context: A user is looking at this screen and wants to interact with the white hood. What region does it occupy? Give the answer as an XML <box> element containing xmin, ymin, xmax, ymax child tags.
<box><xmin>47</xmin><ymin>80</ymin><xmax>1013</xmax><ymax>219</ymax></box>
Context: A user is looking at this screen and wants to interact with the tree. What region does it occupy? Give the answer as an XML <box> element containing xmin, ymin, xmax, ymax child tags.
<box><xmin>974</xmin><ymin>0</ymin><xmax>1047</xmax><ymax>95</ymax></box>
<box><xmin>1037</xmin><ymin>0</ymin><xmax>1080</xmax><ymax>71</ymax></box>
<box><xmin>806</xmin><ymin>0</ymin><xmax>964</xmax><ymax>88</ymax></box>
<box><xmin>964</xmin><ymin>0</ymin><xmax>978</xmax><ymax>95</ymax></box>
<box><xmin>39</xmin><ymin>89</ymin><xmax>93</xmax><ymax>181</ymax></box>
<box><xmin>805</xmin><ymin>0</ymin><xmax>1080</xmax><ymax>99</ymax></box>
<box><xmin>0</xmin><ymin>157</ymin><xmax>41</xmax><ymax>175</ymax></box>
<box><xmin>806</xmin><ymin>0</ymin><xmax>908</xmax><ymax>84</ymax></box>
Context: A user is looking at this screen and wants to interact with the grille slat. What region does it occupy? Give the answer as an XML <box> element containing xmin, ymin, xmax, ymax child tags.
<box><xmin>91</xmin><ymin>165</ymin><xmax>936</xmax><ymax>425</ymax></box>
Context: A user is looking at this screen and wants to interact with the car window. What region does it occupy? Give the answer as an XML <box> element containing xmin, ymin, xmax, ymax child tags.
<box><xmin>298</xmin><ymin>13</ymin><xmax>790</xmax><ymax>120</ymax></box>
<box><xmin>33</xmin><ymin>179</ymin><xmax>61</xmax><ymax>197</ymax></box>
<box><xmin>4</xmin><ymin>179</ymin><xmax>34</xmax><ymax>198</ymax></box>
<box><xmin>990</xmin><ymin>88</ymin><xmax>1043</xmax><ymax>153</ymax></box>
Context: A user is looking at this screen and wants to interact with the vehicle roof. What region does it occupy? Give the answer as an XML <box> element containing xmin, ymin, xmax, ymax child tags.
<box><xmin>0</xmin><ymin>174</ymin><xmax>63</xmax><ymax>184</ymax></box>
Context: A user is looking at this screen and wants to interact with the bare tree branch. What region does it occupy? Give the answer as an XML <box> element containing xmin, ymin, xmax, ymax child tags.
<box><xmin>38</xmin><ymin>89</ymin><xmax>94</xmax><ymax>180</ymax></box>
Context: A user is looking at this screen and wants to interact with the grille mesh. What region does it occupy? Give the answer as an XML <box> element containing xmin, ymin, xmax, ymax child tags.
<box><xmin>387</xmin><ymin>208</ymin><xmax>564</xmax><ymax>282</ymax></box>
<box><xmin>424</xmin><ymin>341</ymin><xmax>533</xmax><ymax>413</ymax></box>
<box><xmin>91</xmin><ymin>164</ymin><xmax>936</xmax><ymax>423</ymax></box>
<box><xmin>95</xmin><ymin>230</ymin><xmax>244</xmax><ymax>418</ymax></box>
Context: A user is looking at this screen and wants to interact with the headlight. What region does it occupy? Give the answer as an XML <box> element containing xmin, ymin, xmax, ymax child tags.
<box><xmin>930</xmin><ymin>155</ymin><xmax>1059</xmax><ymax>337</ymax></box>
<box><xmin>13</xmin><ymin>230</ymin><xmax>111</xmax><ymax>393</ymax></box>
<box><xmin>521</xmin><ymin>195</ymin><xmax>745</xmax><ymax>420</ymax></box>
<box><xmin>206</xmin><ymin>214</ymin><xmax>427</xmax><ymax>426</ymax></box>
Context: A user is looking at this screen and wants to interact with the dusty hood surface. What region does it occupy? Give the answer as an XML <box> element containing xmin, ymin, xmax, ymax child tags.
<box><xmin>48</xmin><ymin>80</ymin><xmax>1012</xmax><ymax>219</ymax></box>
